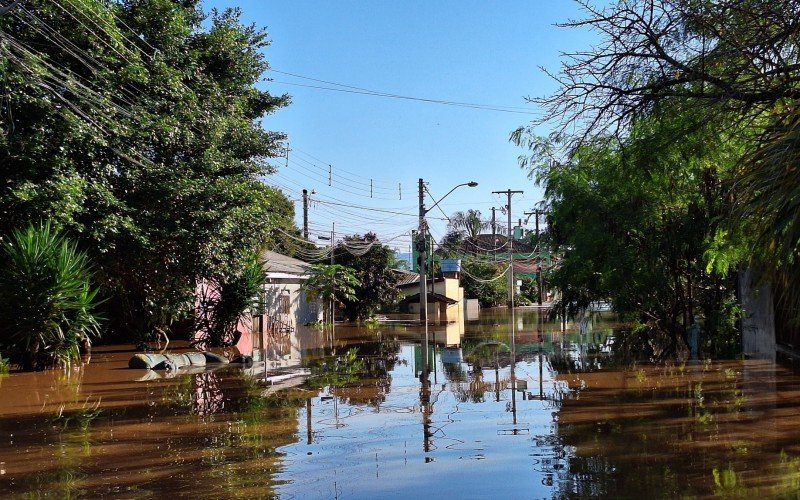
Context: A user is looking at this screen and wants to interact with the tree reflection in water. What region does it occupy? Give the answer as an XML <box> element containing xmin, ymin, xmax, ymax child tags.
<box><xmin>194</xmin><ymin>371</ymin><xmax>225</xmax><ymax>416</ymax></box>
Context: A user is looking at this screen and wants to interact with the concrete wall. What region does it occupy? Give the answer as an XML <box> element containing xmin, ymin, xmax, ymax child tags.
<box><xmin>739</xmin><ymin>266</ymin><xmax>776</xmax><ymax>361</ymax></box>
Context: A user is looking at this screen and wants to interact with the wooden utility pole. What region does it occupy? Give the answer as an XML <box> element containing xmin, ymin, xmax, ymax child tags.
<box><xmin>302</xmin><ymin>189</ymin><xmax>309</xmax><ymax>240</ymax></box>
<box><xmin>525</xmin><ymin>209</ymin><xmax>547</xmax><ymax>305</ymax></box>
<box><xmin>493</xmin><ymin>190</ymin><xmax>523</xmax><ymax>308</ymax></box>
<box><xmin>491</xmin><ymin>207</ymin><xmax>497</xmax><ymax>260</ymax></box>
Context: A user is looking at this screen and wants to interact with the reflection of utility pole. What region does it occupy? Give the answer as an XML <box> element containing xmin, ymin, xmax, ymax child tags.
<box><xmin>306</xmin><ymin>398</ymin><xmax>313</xmax><ymax>444</ymax></box>
<box><xmin>420</xmin><ymin>375</ymin><xmax>432</xmax><ymax>453</ymax></box>
<box><xmin>539</xmin><ymin>351</ymin><xmax>544</xmax><ymax>400</ymax></box>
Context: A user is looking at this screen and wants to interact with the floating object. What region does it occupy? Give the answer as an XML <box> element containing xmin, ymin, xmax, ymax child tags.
<box><xmin>128</xmin><ymin>351</ymin><xmax>230</xmax><ymax>370</ymax></box>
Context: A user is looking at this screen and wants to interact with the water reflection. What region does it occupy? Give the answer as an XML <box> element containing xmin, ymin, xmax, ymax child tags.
<box><xmin>1</xmin><ymin>309</ymin><xmax>800</xmax><ymax>498</ymax></box>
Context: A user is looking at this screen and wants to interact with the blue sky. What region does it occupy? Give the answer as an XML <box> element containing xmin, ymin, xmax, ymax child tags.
<box><xmin>204</xmin><ymin>1</ymin><xmax>596</xmax><ymax>254</ymax></box>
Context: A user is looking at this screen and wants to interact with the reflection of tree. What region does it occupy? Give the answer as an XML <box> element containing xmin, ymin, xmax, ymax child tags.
<box><xmin>442</xmin><ymin>360</ymin><xmax>466</xmax><ymax>382</ymax></box>
<box><xmin>194</xmin><ymin>371</ymin><xmax>225</xmax><ymax>416</ymax></box>
<box><xmin>450</xmin><ymin>366</ymin><xmax>490</xmax><ymax>403</ymax></box>
<box><xmin>548</xmin><ymin>364</ymin><xmax>800</xmax><ymax>497</ymax></box>
<box><xmin>307</xmin><ymin>339</ymin><xmax>401</xmax><ymax>407</ymax></box>
<box><xmin>547</xmin><ymin>342</ymin><xmax>608</xmax><ymax>373</ymax></box>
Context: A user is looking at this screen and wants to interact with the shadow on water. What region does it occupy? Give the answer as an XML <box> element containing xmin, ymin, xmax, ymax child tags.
<box><xmin>1</xmin><ymin>309</ymin><xmax>800</xmax><ymax>498</ymax></box>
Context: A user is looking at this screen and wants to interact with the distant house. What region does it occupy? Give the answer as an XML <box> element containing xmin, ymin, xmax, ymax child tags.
<box><xmin>396</xmin><ymin>262</ymin><xmax>466</xmax><ymax>324</ymax></box>
<box><xmin>237</xmin><ymin>250</ymin><xmax>322</xmax><ymax>359</ymax></box>
<box><xmin>195</xmin><ymin>251</ymin><xmax>321</xmax><ymax>359</ymax></box>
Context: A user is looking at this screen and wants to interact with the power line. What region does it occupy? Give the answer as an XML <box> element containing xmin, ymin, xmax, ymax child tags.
<box><xmin>267</xmin><ymin>69</ymin><xmax>540</xmax><ymax>115</ymax></box>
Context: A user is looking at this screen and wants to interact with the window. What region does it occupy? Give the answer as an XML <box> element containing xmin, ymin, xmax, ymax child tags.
<box><xmin>279</xmin><ymin>294</ymin><xmax>290</xmax><ymax>315</ymax></box>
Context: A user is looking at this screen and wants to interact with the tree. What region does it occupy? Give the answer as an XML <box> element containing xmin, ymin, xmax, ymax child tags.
<box><xmin>461</xmin><ymin>259</ymin><xmax>509</xmax><ymax>308</ymax></box>
<box><xmin>448</xmin><ymin>210</ymin><xmax>489</xmax><ymax>239</ymax></box>
<box><xmin>194</xmin><ymin>251</ymin><xmax>267</xmax><ymax>348</ymax></box>
<box><xmin>518</xmin><ymin>103</ymin><xmax>744</xmax><ymax>357</ymax></box>
<box><xmin>514</xmin><ymin>0</ymin><xmax>800</xmax><ymax>324</ymax></box>
<box><xmin>303</xmin><ymin>264</ymin><xmax>359</xmax><ymax>324</ymax></box>
<box><xmin>334</xmin><ymin>233</ymin><xmax>400</xmax><ymax>320</ymax></box>
<box><xmin>0</xmin><ymin>1</ymin><xmax>293</xmax><ymax>342</ymax></box>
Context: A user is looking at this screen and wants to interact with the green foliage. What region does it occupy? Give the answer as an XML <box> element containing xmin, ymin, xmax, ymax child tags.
<box><xmin>362</xmin><ymin>316</ymin><xmax>380</xmax><ymax>329</ymax></box>
<box><xmin>0</xmin><ymin>1</ymin><xmax>294</xmax><ymax>342</ymax></box>
<box><xmin>303</xmin><ymin>263</ymin><xmax>360</xmax><ymax>324</ymax></box>
<box><xmin>461</xmin><ymin>259</ymin><xmax>508</xmax><ymax>307</ymax></box>
<box><xmin>448</xmin><ymin>209</ymin><xmax>489</xmax><ymax>239</ymax></box>
<box><xmin>523</xmin><ymin>0</ymin><xmax>800</xmax><ymax>335</ymax></box>
<box><xmin>0</xmin><ymin>222</ymin><xmax>103</xmax><ymax>370</ymax></box>
<box><xmin>51</xmin><ymin>399</ymin><xmax>103</xmax><ymax>432</ymax></box>
<box><xmin>308</xmin><ymin>348</ymin><xmax>364</xmax><ymax>389</ymax></box>
<box><xmin>194</xmin><ymin>251</ymin><xmax>267</xmax><ymax>348</ymax></box>
<box><xmin>515</xmin><ymin>103</ymin><xmax>745</xmax><ymax>358</ymax></box>
<box><xmin>0</xmin><ymin>356</ymin><xmax>9</xmax><ymax>375</ymax></box>
<box><xmin>334</xmin><ymin>233</ymin><xmax>400</xmax><ymax>320</ymax></box>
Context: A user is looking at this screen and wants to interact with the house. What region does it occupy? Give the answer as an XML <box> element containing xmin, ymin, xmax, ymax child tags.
<box><xmin>238</xmin><ymin>250</ymin><xmax>322</xmax><ymax>361</ymax></box>
<box><xmin>396</xmin><ymin>259</ymin><xmax>466</xmax><ymax>325</ymax></box>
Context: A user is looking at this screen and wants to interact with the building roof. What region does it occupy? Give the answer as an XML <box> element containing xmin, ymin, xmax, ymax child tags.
<box><xmin>393</xmin><ymin>269</ymin><xmax>420</xmax><ymax>287</ymax></box>
<box><xmin>393</xmin><ymin>269</ymin><xmax>449</xmax><ymax>289</ymax></box>
<box><xmin>262</xmin><ymin>250</ymin><xmax>313</xmax><ymax>277</ymax></box>
<box><xmin>399</xmin><ymin>292</ymin><xmax>459</xmax><ymax>305</ymax></box>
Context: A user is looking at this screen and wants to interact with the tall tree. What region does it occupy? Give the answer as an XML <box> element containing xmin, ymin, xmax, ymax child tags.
<box><xmin>448</xmin><ymin>210</ymin><xmax>489</xmax><ymax>239</ymax></box>
<box><xmin>0</xmin><ymin>1</ymin><xmax>293</xmax><ymax>340</ymax></box>
<box><xmin>520</xmin><ymin>103</ymin><xmax>745</xmax><ymax>356</ymax></box>
<box><xmin>334</xmin><ymin>233</ymin><xmax>400</xmax><ymax>321</ymax></box>
<box><xmin>514</xmin><ymin>0</ymin><xmax>800</xmax><ymax>322</ymax></box>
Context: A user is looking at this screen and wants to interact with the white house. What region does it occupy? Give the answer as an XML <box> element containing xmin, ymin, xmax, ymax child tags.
<box><xmin>235</xmin><ymin>251</ymin><xmax>322</xmax><ymax>360</ymax></box>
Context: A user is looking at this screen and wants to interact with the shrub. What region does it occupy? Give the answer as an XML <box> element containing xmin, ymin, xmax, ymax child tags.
<box><xmin>0</xmin><ymin>222</ymin><xmax>103</xmax><ymax>369</ymax></box>
<box><xmin>194</xmin><ymin>251</ymin><xmax>267</xmax><ymax>348</ymax></box>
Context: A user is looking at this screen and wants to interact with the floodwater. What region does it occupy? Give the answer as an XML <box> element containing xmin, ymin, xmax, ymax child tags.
<box><xmin>1</xmin><ymin>308</ymin><xmax>800</xmax><ymax>498</ymax></box>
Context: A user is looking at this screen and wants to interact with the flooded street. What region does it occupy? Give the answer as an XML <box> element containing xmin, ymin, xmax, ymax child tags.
<box><xmin>2</xmin><ymin>309</ymin><xmax>800</xmax><ymax>498</ymax></box>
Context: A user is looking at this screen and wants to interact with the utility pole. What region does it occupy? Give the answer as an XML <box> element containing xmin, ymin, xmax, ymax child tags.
<box><xmin>417</xmin><ymin>179</ymin><xmax>478</xmax><ymax>379</ymax></box>
<box><xmin>418</xmin><ymin>178</ymin><xmax>430</xmax><ymax>378</ymax></box>
<box><xmin>302</xmin><ymin>189</ymin><xmax>309</xmax><ymax>240</ymax></box>
<box><xmin>331</xmin><ymin>222</ymin><xmax>335</xmax><ymax>343</ymax></box>
<box><xmin>493</xmin><ymin>190</ymin><xmax>523</xmax><ymax>308</ymax></box>
<box><xmin>418</xmin><ymin>179</ymin><xmax>428</xmax><ymax>323</ymax></box>
<box><xmin>525</xmin><ymin>209</ymin><xmax>547</xmax><ymax>306</ymax></box>
<box><xmin>491</xmin><ymin>207</ymin><xmax>497</xmax><ymax>261</ymax></box>
<box><xmin>495</xmin><ymin>189</ymin><xmax>523</xmax><ymax>413</ymax></box>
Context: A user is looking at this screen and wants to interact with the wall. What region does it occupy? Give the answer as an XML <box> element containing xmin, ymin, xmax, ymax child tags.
<box><xmin>236</xmin><ymin>279</ymin><xmax>322</xmax><ymax>356</ymax></box>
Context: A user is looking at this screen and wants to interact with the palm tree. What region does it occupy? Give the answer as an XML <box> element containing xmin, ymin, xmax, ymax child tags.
<box><xmin>448</xmin><ymin>210</ymin><xmax>489</xmax><ymax>239</ymax></box>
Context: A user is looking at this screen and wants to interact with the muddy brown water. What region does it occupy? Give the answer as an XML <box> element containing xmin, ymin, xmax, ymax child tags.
<box><xmin>1</xmin><ymin>308</ymin><xmax>799</xmax><ymax>498</ymax></box>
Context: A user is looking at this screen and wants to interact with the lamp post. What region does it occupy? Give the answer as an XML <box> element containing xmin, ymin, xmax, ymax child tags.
<box><xmin>418</xmin><ymin>178</ymin><xmax>478</xmax><ymax>378</ymax></box>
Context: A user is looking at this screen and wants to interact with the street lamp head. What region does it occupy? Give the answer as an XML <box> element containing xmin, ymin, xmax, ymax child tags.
<box><xmin>467</xmin><ymin>181</ymin><xmax>478</xmax><ymax>187</ymax></box>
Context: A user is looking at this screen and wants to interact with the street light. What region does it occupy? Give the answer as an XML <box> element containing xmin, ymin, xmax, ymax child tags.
<box><xmin>418</xmin><ymin>178</ymin><xmax>478</xmax><ymax>378</ymax></box>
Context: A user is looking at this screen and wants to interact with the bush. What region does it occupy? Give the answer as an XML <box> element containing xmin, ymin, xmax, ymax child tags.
<box><xmin>462</xmin><ymin>260</ymin><xmax>509</xmax><ymax>307</ymax></box>
<box><xmin>0</xmin><ymin>222</ymin><xmax>103</xmax><ymax>369</ymax></box>
<box><xmin>194</xmin><ymin>251</ymin><xmax>267</xmax><ymax>348</ymax></box>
